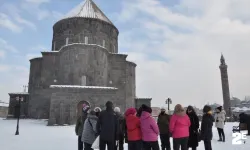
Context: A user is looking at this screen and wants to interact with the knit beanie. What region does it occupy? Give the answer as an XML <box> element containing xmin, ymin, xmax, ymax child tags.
<box><xmin>114</xmin><ymin>107</ymin><xmax>121</xmax><ymax>113</ymax></box>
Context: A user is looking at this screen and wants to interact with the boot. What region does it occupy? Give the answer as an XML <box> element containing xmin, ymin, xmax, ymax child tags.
<box><xmin>218</xmin><ymin>137</ymin><xmax>222</xmax><ymax>142</ymax></box>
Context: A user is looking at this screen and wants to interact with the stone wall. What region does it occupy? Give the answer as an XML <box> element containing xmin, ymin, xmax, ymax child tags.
<box><xmin>220</xmin><ymin>64</ymin><xmax>231</xmax><ymax>116</ymax></box>
<box><xmin>48</xmin><ymin>86</ymin><xmax>118</xmax><ymax>125</ymax></box>
<box><xmin>135</xmin><ymin>98</ymin><xmax>152</xmax><ymax>109</ymax></box>
<box><xmin>28</xmin><ymin>89</ymin><xmax>54</xmax><ymax>119</ymax></box>
<box><xmin>125</xmin><ymin>61</ymin><xmax>136</xmax><ymax>108</ymax></box>
<box><xmin>52</xmin><ymin>18</ymin><xmax>119</xmax><ymax>53</ymax></box>
<box><xmin>0</xmin><ymin>106</ymin><xmax>8</xmax><ymax>118</ymax></box>
<box><xmin>28</xmin><ymin>58</ymin><xmax>43</xmax><ymax>93</ymax></box>
<box><xmin>7</xmin><ymin>94</ymin><xmax>29</xmax><ymax>118</ymax></box>
<box><xmin>58</xmin><ymin>44</ymin><xmax>109</xmax><ymax>86</ymax></box>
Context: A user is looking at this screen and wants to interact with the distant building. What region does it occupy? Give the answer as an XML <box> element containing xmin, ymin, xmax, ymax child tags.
<box><xmin>0</xmin><ymin>102</ymin><xmax>8</xmax><ymax>118</ymax></box>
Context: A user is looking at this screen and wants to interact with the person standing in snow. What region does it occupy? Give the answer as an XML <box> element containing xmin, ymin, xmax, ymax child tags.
<box><xmin>170</xmin><ymin>104</ymin><xmax>191</xmax><ymax>150</ymax></box>
<box><xmin>75</xmin><ymin>104</ymin><xmax>90</xmax><ymax>150</ymax></box>
<box><xmin>94</xmin><ymin>107</ymin><xmax>102</xmax><ymax>117</ymax></box>
<box><xmin>82</xmin><ymin>110</ymin><xmax>98</xmax><ymax>150</ymax></box>
<box><xmin>214</xmin><ymin>106</ymin><xmax>226</xmax><ymax>142</ymax></box>
<box><xmin>140</xmin><ymin>104</ymin><xmax>160</xmax><ymax>150</ymax></box>
<box><xmin>96</xmin><ymin>101</ymin><xmax>118</xmax><ymax>150</ymax></box>
<box><xmin>125</xmin><ymin>107</ymin><xmax>142</xmax><ymax>150</ymax></box>
<box><xmin>200</xmin><ymin>105</ymin><xmax>214</xmax><ymax>150</ymax></box>
<box><xmin>186</xmin><ymin>106</ymin><xmax>199</xmax><ymax>150</ymax></box>
<box><xmin>157</xmin><ymin>107</ymin><xmax>171</xmax><ymax>150</ymax></box>
<box><xmin>114</xmin><ymin>107</ymin><xmax>125</xmax><ymax>150</ymax></box>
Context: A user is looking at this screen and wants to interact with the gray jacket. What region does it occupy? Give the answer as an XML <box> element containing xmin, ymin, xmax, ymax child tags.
<box><xmin>81</xmin><ymin>114</ymin><xmax>98</xmax><ymax>144</ymax></box>
<box><xmin>215</xmin><ymin>110</ymin><xmax>226</xmax><ymax>129</ymax></box>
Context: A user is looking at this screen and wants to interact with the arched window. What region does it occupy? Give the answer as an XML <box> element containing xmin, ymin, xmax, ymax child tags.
<box><xmin>85</xmin><ymin>36</ymin><xmax>88</xmax><ymax>44</ymax></box>
<box><xmin>103</xmin><ymin>40</ymin><xmax>105</xmax><ymax>47</ymax></box>
<box><xmin>66</xmin><ymin>37</ymin><xmax>69</xmax><ymax>45</ymax></box>
<box><xmin>81</xmin><ymin>76</ymin><xmax>86</xmax><ymax>86</ymax></box>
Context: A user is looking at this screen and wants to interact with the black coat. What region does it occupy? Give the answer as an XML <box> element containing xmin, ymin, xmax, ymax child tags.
<box><xmin>96</xmin><ymin>109</ymin><xmax>119</xmax><ymax>142</ymax></box>
<box><xmin>200</xmin><ymin>113</ymin><xmax>214</xmax><ymax>141</ymax></box>
<box><xmin>187</xmin><ymin>113</ymin><xmax>199</xmax><ymax>147</ymax></box>
<box><xmin>157</xmin><ymin>113</ymin><xmax>170</xmax><ymax>134</ymax></box>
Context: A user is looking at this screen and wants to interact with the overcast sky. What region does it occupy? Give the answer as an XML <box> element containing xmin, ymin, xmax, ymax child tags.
<box><xmin>0</xmin><ymin>0</ymin><xmax>250</xmax><ymax>108</ymax></box>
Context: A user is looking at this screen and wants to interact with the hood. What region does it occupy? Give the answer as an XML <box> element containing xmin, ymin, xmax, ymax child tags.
<box><xmin>125</xmin><ymin>108</ymin><xmax>137</xmax><ymax>116</ymax></box>
<box><xmin>106</xmin><ymin>101</ymin><xmax>113</xmax><ymax>111</ymax></box>
<box><xmin>140</xmin><ymin>111</ymin><xmax>151</xmax><ymax>120</ymax></box>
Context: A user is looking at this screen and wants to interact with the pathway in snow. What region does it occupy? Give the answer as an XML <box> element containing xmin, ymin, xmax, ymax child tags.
<box><xmin>0</xmin><ymin>118</ymin><xmax>249</xmax><ymax>150</ymax></box>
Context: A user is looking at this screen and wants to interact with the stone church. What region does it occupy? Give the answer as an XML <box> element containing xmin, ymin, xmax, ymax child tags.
<box><xmin>7</xmin><ymin>0</ymin><xmax>152</xmax><ymax>125</ymax></box>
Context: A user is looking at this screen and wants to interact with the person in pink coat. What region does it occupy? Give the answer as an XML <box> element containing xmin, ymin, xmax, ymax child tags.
<box><xmin>140</xmin><ymin>104</ymin><xmax>160</xmax><ymax>150</ymax></box>
<box><xmin>170</xmin><ymin>104</ymin><xmax>191</xmax><ymax>150</ymax></box>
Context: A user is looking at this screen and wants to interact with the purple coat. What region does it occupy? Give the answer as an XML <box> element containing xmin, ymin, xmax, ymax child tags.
<box><xmin>140</xmin><ymin>111</ymin><xmax>159</xmax><ymax>141</ymax></box>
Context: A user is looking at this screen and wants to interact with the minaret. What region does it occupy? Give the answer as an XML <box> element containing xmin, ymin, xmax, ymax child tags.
<box><xmin>219</xmin><ymin>54</ymin><xmax>231</xmax><ymax>117</ymax></box>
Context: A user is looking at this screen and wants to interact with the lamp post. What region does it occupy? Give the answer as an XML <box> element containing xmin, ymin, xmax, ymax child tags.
<box><xmin>15</xmin><ymin>96</ymin><xmax>23</xmax><ymax>135</ymax></box>
<box><xmin>165</xmin><ymin>98</ymin><xmax>172</xmax><ymax>111</ymax></box>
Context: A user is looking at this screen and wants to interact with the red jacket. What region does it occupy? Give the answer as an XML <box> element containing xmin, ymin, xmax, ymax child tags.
<box><xmin>125</xmin><ymin>115</ymin><xmax>142</xmax><ymax>141</ymax></box>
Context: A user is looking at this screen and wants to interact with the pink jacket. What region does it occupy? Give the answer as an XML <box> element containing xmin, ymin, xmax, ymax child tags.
<box><xmin>169</xmin><ymin>114</ymin><xmax>191</xmax><ymax>138</ymax></box>
<box><xmin>140</xmin><ymin>111</ymin><xmax>159</xmax><ymax>141</ymax></box>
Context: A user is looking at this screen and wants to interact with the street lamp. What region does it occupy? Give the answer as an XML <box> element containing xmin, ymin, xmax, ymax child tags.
<box><xmin>15</xmin><ymin>96</ymin><xmax>23</xmax><ymax>135</ymax></box>
<box><xmin>165</xmin><ymin>98</ymin><xmax>172</xmax><ymax>111</ymax></box>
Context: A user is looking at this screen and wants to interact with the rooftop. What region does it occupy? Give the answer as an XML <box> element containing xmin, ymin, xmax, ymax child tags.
<box><xmin>50</xmin><ymin>85</ymin><xmax>117</xmax><ymax>90</ymax></box>
<box><xmin>8</xmin><ymin>92</ymin><xmax>29</xmax><ymax>95</ymax></box>
<box><xmin>60</xmin><ymin>0</ymin><xmax>114</xmax><ymax>25</ymax></box>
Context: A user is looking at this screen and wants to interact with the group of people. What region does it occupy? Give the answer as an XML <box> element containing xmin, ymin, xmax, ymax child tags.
<box><xmin>75</xmin><ymin>101</ymin><xmax>226</xmax><ymax>150</ymax></box>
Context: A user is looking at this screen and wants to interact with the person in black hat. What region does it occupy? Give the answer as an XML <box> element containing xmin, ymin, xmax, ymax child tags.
<box><xmin>96</xmin><ymin>101</ymin><xmax>119</xmax><ymax>150</ymax></box>
<box><xmin>200</xmin><ymin>105</ymin><xmax>214</xmax><ymax>150</ymax></box>
<box><xmin>186</xmin><ymin>106</ymin><xmax>199</xmax><ymax>150</ymax></box>
<box><xmin>214</xmin><ymin>106</ymin><xmax>226</xmax><ymax>142</ymax></box>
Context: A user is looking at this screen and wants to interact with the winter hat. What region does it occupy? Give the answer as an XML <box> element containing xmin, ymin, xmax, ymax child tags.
<box><xmin>174</xmin><ymin>104</ymin><xmax>184</xmax><ymax>114</ymax></box>
<box><xmin>203</xmin><ymin>105</ymin><xmax>212</xmax><ymax>113</ymax></box>
<box><xmin>216</xmin><ymin>106</ymin><xmax>222</xmax><ymax>112</ymax></box>
<box><xmin>114</xmin><ymin>107</ymin><xmax>120</xmax><ymax>113</ymax></box>
<box><xmin>94</xmin><ymin>107</ymin><xmax>102</xmax><ymax>112</ymax></box>
<box><xmin>125</xmin><ymin>108</ymin><xmax>137</xmax><ymax>116</ymax></box>
<box><xmin>82</xmin><ymin>104</ymin><xmax>90</xmax><ymax>112</ymax></box>
<box><xmin>161</xmin><ymin>107</ymin><xmax>166</xmax><ymax>111</ymax></box>
<box><xmin>141</xmin><ymin>104</ymin><xmax>152</xmax><ymax>114</ymax></box>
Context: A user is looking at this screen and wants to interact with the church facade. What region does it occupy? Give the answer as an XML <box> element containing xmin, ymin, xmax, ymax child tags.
<box><xmin>7</xmin><ymin>0</ymin><xmax>152</xmax><ymax>125</ymax></box>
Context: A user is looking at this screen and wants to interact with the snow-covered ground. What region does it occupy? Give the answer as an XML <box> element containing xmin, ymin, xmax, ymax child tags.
<box><xmin>0</xmin><ymin>118</ymin><xmax>249</xmax><ymax>150</ymax></box>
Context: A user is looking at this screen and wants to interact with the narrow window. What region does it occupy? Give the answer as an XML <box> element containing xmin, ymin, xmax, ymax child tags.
<box><xmin>66</xmin><ymin>37</ymin><xmax>69</xmax><ymax>45</ymax></box>
<box><xmin>85</xmin><ymin>36</ymin><xmax>88</xmax><ymax>44</ymax></box>
<box><xmin>81</xmin><ymin>76</ymin><xmax>86</xmax><ymax>86</ymax></box>
<box><xmin>103</xmin><ymin>40</ymin><xmax>105</xmax><ymax>47</ymax></box>
<box><xmin>53</xmin><ymin>42</ymin><xmax>56</xmax><ymax>51</ymax></box>
<box><xmin>113</xmin><ymin>45</ymin><xmax>115</xmax><ymax>53</ymax></box>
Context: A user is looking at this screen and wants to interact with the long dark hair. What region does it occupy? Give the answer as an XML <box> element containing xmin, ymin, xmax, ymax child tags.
<box><xmin>186</xmin><ymin>105</ymin><xmax>197</xmax><ymax>115</ymax></box>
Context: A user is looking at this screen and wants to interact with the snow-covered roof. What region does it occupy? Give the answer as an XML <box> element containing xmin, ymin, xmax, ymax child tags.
<box><xmin>50</xmin><ymin>85</ymin><xmax>117</xmax><ymax>90</ymax></box>
<box><xmin>232</xmin><ymin>107</ymin><xmax>250</xmax><ymax>112</ymax></box>
<box><xmin>135</xmin><ymin>98</ymin><xmax>152</xmax><ymax>100</ymax></box>
<box><xmin>60</xmin><ymin>0</ymin><xmax>114</xmax><ymax>25</ymax></box>
<box><xmin>0</xmin><ymin>103</ymin><xmax>9</xmax><ymax>107</ymax></box>
<box><xmin>8</xmin><ymin>92</ymin><xmax>29</xmax><ymax>95</ymax></box>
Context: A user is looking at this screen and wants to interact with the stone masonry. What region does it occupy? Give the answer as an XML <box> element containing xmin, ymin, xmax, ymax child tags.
<box><xmin>5</xmin><ymin>0</ymin><xmax>152</xmax><ymax>124</ymax></box>
<box><xmin>219</xmin><ymin>54</ymin><xmax>232</xmax><ymax>116</ymax></box>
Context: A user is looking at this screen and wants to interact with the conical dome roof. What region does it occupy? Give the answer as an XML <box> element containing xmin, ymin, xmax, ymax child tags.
<box><xmin>60</xmin><ymin>0</ymin><xmax>114</xmax><ymax>25</ymax></box>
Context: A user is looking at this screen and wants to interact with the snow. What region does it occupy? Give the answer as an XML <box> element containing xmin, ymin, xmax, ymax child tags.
<box><xmin>50</xmin><ymin>85</ymin><xmax>117</xmax><ymax>90</ymax></box>
<box><xmin>0</xmin><ymin>119</ymin><xmax>249</xmax><ymax>150</ymax></box>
